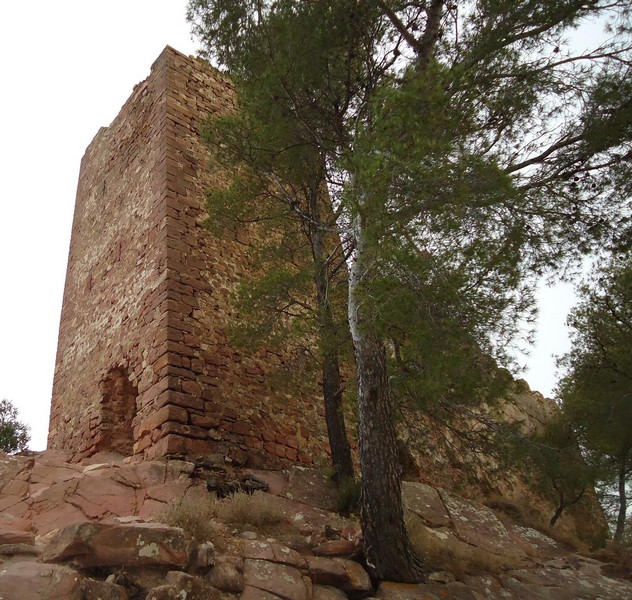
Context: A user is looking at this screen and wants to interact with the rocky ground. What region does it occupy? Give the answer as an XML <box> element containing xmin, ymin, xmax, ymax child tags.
<box><xmin>0</xmin><ymin>450</ymin><xmax>630</xmax><ymax>599</ymax></box>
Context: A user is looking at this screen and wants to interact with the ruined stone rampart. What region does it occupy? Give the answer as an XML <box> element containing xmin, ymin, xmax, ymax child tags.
<box><xmin>49</xmin><ymin>47</ymin><xmax>330</xmax><ymax>465</ymax></box>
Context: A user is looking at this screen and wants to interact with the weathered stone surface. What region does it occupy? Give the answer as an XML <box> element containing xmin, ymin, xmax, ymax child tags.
<box><xmin>243</xmin><ymin>540</ymin><xmax>307</xmax><ymax>569</ymax></box>
<box><xmin>284</xmin><ymin>467</ymin><xmax>338</xmax><ymax>510</ymax></box>
<box><xmin>376</xmin><ymin>582</ymin><xmax>434</xmax><ymax>600</ymax></box>
<box><xmin>0</xmin><ymin>542</ymin><xmax>41</xmax><ymax>556</ymax></box>
<box><xmin>0</xmin><ymin>561</ymin><xmax>83</xmax><ymax>600</ymax></box>
<box><xmin>244</xmin><ymin>558</ymin><xmax>309</xmax><ymax>600</ymax></box>
<box><xmin>207</xmin><ymin>561</ymin><xmax>245</xmax><ymax>593</ymax></box>
<box><xmin>160</xmin><ymin>570</ymin><xmax>214</xmax><ymax>598</ymax></box>
<box><xmin>306</xmin><ymin>556</ymin><xmax>372</xmax><ymax>593</ymax></box>
<box><xmin>81</xmin><ymin>577</ymin><xmax>129</xmax><ymax>600</ymax></box>
<box><xmin>241</xmin><ymin>587</ymin><xmax>282</xmax><ymax>600</ymax></box>
<box><xmin>438</xmin><ymin>489</ymin><xmax>522</xmax><ymax>558</ymax></box>
<box><xmin>313</xmin><ymin>585</ymin><xmax>349</xmax><ymax>600</ymax></box>
<box><xmin>313</xmin><ymin>539</ymin><xmax>358</xmax><ymax>557</ymax></box>
<box><xmin>377</xmin><ymin>581</ymin><xmax>478</xmax><ymax>600</ymax></box>
<box><xmin>42</xmin><ymin>522</ymin><xmax>190</xmax><ymax>568</ymax></box>
<box><xmin>402</xmin><ymin>482</ymin><xmax>450</xmax><ymax>528</ymax></box>
<box><xmin>505</xmin><ymin>522</ymin><xmax>566</xmax><ymax>558</ymax></box>
<box><xmin>0</xmin><ymin>527</ymin><xmax>35</xmax><ymax>545</ymax></box>
<box><xmin>191</xmin><ymin>540</ymin><xmax>216</xmax><ymax>573</ymax></box>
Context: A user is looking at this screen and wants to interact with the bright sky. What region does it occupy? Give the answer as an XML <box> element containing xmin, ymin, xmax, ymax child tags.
<box><xmin>0</xmin><ymin>3</ymin><xmax>597</xmax><ymax>450</ymax></box>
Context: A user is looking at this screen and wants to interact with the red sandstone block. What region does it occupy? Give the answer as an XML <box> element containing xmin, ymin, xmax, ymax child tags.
<box><xmin>262</xmin><ymin>430</ymin><xmax>275</xmax><ymax>442</ymax></box>
<box><xmin>231</xmin><ymin>422</ymin><xmax>251</xmax><ymax>436</ymax></box>
<box><xmin>163</xmin><ymin>299</ymin><xmax>193</xmax><ymax>316</ymax></box>
<box><xmin>134</xmin><ymin>434</ymin><xmax>153</xmax><ymax>454</ymax></box>
<box><xmin>275</xmin><ymin>433</ymin><xmax>287</xmax><ymax>445</ymax></box>
<box><xmin>263</xmin><ymin>442</ymin><xmax>276</xmax><ymax>455</ymax></box>
<box><xmin>274</xmin><ymin>444</ymin><xmax>287</xmax><ymax>458</ymax></box>
<box><xmin>142</xmin><ymin>376</ymin><xmax>181</xmax><ymax>398</ymax></box>
<box><xmin>286</xmin><ymin>436</ymin><xmax>299</xmax><ymax>450</ymax></box>
<box><xmin>137</xmin><ymin>404</ymin><xmax>189</xmax><ymax>438</ymax></box>
<box><xmin>199</xmin><ymin>350</ymin><xmax>223</xmax><ymax>367</ymax></box>
<box><xmin>166</xmin><ymin>316</ymin><xmax>195</xmax><ymax>334</ymax></box>
<box><xmin>223</xmin><ymin>408</ymin><xmax>238</xmax><ymax>420</ymax></box>
<box><xmin>155</xmin><ymin>390</ymin><xmax>203</xmax><ymax>411</ymax></box>
<box><xmin>181</xmin><ymin>380</ymin><xmax>202</xmax><ymax>396</ymax></box>
<box><xmin>190</xmin><ymin>414</ymin><xmax>220</xmax><ymax>428</ymax></box>
<box><xmin>286</xmin><ymin>447</ymin><xmax>298</xmax><ymax>461</ymax></box>
<box><xmin>178</xmin><ymin>274</ymin><xmax>208</xmax><ymax>292</ymax></box>
<box><xmin>298</xmin><ymin>452</ymin><xmax>313</xmax><ymax>464</ymax></box>
<box><xmin>152</xmin><ymin>352</ymin><xmax>172</xmax><ymax>373</ymax></box>
<box><xmin>144</xmin><ymin>434</ymin><xmax>187</xmax><ymax>459</ymax></box>
<box><xmin>157</xmin><ymin>364</ymin><xmax>197</xmax><ymax>381</ymax></box>
<box><xmin>161</xmin><ymin>422</ymin><xmax>207</xmax><ymax>440</ymax></box>
<box><xmin>190</xmin><ymin>359</ymin><xmax>204</xmax><ymax>374</ymax></box>
<box><xmin>181</xmin><ymin>295</ymin><xmax>199</xmax><ymax>308</ymax></box>
<box><xmin>166</xmin><ymin>340</ymin><xmax>196</xmax><ymax>357</ymax></box>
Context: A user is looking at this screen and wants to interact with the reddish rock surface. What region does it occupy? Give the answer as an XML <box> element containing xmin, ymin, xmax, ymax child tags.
<box><xmin>0</xmin><ymin>450</ymin><xmax>631</xmax><ymax>600</ymax></box>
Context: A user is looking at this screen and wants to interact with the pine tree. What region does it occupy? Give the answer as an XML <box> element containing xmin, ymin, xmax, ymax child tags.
<box><xmin>558</xmin><ymin>254</ymin><xmax>632</xmax><ymax>542</ymax></box>
<box><xmin>188</xmin><ymin>0</ymin><xmax>631</xmax><ymax>581</ymax></box>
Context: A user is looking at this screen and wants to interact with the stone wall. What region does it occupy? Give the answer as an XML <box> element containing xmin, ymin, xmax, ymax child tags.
<box><xmin>49</xmin><ymin>47</ymin><xmax>331</xmax><ymax>466</ymax></box>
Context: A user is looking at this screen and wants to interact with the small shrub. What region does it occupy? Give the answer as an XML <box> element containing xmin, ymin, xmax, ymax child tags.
<box><xmin>215</xmin><ymin>491</ymin><xmax>284</xmax><ymax>527</ymax></box>
<box><xmin>158</xmin><ymin>495</ymin><xmax>222</xmax><ymax>545</ymax></box>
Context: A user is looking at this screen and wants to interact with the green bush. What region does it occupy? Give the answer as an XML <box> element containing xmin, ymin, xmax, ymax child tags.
<box><xmin>0</xmin><ymin>399</ymin><xmax>29</xmax><ymax>454</ymax></box>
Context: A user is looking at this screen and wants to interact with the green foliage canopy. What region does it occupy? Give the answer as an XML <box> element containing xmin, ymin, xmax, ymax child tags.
<box><xmin>0</xmin><ymin>398</ymin><xmax>30</xmax><ymax>454</ymax></box>
<box><xmin>558</xmin><ymin>254</ymin><xmax>632</xmax><ymax>540</ymax></box>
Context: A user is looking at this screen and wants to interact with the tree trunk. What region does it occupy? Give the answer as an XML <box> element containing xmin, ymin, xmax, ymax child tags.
<box><xmin>310</xmin><ymin>188</ymin><xmax>354</xmax><ymax>484</ymax></box>
<box><xmin>347</xmin><ymin>212</ymin><xmax>425</xmax><ymax>583</ymax></box>
<box><xmin>550</xmin><ymin>502</ymin><xmax>564</xmax><ymax>527</ymax></box>
<box><xmin>614</xmin><ymin>461</ymin><xmax>627</xmax><ymax>543</ymax></box>
<box><xmin>321</xmin><ymin>337</ymin><xmax>355</xmax><ymax>483</ymax></box>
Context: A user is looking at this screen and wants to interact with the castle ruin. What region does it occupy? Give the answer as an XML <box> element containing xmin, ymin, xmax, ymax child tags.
<box><xmin>49</xmin><ymin>46</ymin><xmax>330</xmax><ymax>465</ymax></box>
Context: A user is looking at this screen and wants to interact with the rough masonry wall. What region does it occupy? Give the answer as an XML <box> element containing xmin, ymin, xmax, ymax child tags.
<box><xmin>49</xmin><ymin>56</ymin><xmax>171</xmax><ymax>457</ymax></box>
<box><xmin>50</xmin><ymin>47</ymin><xmax>332</xmax><ymax>466</ymax></box>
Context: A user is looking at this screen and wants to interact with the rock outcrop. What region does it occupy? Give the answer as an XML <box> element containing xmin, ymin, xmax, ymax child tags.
<box><xmin>0</xmin><ymin>450</ymin><xmax>630</xmax><ymax>599</ymax></box>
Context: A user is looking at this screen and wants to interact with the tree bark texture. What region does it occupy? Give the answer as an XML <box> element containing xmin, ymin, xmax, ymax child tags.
<box><xmin>310</xmin><ymin>188</ymin><xmax>354</xmax><ymax>483</ymax></box>
<box><xmin>348</xmin><ymin>212</ymin><xmax>425</xmax><ymax>583</ymax></box>
<box><xmin>614</xmin><ymin>460</ymin><xmax>628</xmax><ymax>543</ymax></box>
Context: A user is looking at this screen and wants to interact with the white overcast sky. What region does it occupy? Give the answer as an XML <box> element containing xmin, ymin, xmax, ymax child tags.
<box><xmin>0</xmin><ymin>3</ymin><xmax>602</xmax><ymax>450</ymax></box>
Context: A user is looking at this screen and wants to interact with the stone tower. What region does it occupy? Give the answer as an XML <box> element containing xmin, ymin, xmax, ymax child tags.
<box><xmin>49</xmin><ymin>47</ymin><xmax>329</xmax><ymax>465</ymax></box>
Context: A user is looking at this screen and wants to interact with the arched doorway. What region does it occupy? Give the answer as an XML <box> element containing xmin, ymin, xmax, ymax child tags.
<box><xmin>98</xmin><ymin>366</ymin><xmax>137</xmax><ymax>456</ymax></box>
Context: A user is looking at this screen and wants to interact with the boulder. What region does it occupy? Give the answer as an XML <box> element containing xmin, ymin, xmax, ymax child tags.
<box><xmin>402</xmin><ymin>482</ymin><xmax>451</xmax><ymax>528</ymax></box>
<box><xmin>377</xmin><ymin>581</ymin><xmax>479</xmax><ymax>600</ymax></box>
<box><xmin>313</xmin><ymin>585</ymin><xmax>349</xmax><ymax>600</ymax></box>
<box><xmin>313</xmin><ymin>539</ymin><xmax>358</xmax><ymax>557</ymax></box>
<box><xmin>207</xmin><ymin>561</ymin><xmax>245</xmax><ymax>593</ymax></box>
<box><xmin>0</xmin><ymin>527</ymin><xmax>35</xmax><ymax>545</ymax></box>
<box><xmin>0</xmin><ymin>561</ymin><xmax>82</xmax><ymax>600</ymax></box>
<box><xmin>306</xmin><ymin>556</ymin><xmax>372</xmax><ymax>594</ymax></box>
<box><xmin>42</xmin><ymin>522</ymin><xmax>190</xmax><ymax>568</ymax></box>
<box><xmin>438</xmin><ymin>489</ymin><xmax>523</xmax><ymax>559</ymax></box>
<box><xmin>81</xmin><ymin>577</ymin><xmax>129</xmax><ymax>600</ymax></box>
<box><xmin>158</xmin><ymin>570</ymin><xmax>214</xmax><ymax>598</ymax></box>
<box><xmin>244</xmin><ymin>540</ymin><xmax>308</xmax><ymax>569</ymax></box>
<box><xmin>244</xmin><ymin>558</ymin><xmax>310</xmax><ymax>600</ymax></box>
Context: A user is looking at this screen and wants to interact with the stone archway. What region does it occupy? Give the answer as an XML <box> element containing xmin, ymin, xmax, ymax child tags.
<box><xmin>97</xmin><ymin>366</ymin><xmax>137</xmax><ymax>456</ymax></box>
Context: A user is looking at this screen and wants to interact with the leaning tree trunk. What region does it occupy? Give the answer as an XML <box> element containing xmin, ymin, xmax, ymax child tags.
<box><xmin>347</xmin><ymin>211</ymin><xmax>425</xmax><ymax>583</ymax></box>
<box><xmin>614</xmin><ymin>460</ymin><xmax>628</xmax><ymax>543</ymax></box>
<box><xmin>310</xmin><ymin>188</ymin><xmax>354</xmax><ymax>484</ymax></box>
